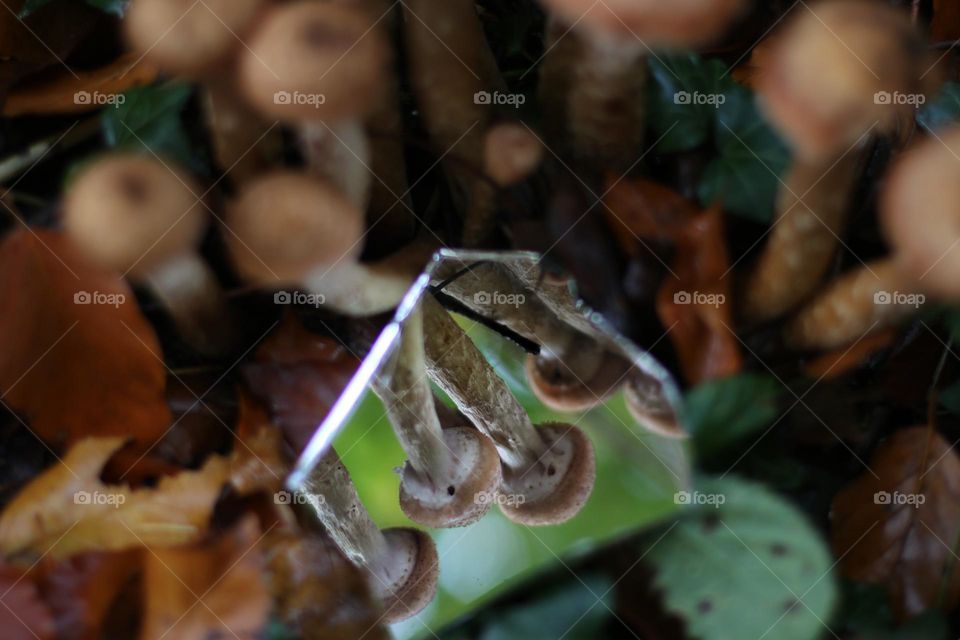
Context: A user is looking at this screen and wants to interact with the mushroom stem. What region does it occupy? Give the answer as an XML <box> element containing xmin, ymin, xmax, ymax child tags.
<box><xmin>741</xmin><ymin>147</ymin><xmax>866</xmax><ymax>322</ymax></box>
<box><xmin>420</xmin><ymin>294</ymin><xmax>544</xmax><ymax>469</ymax></box>
<box><xmin>403</xmin><ymin>0</ymin><xmax>501</xmax><ymax>246</ymax></box>
<box><xmin>784</xmin><ymin>258</ymin><xmax>921</xmax><ymax>350</ymax></box>
<box><xmin>142</xmin><ymin>253</ymin><xmax>234</xmax><ymax>353</ymax></box>
<box><xmin>298</xmin><ymin>119</ymin><xmax>373</xmax><ymax>212</ymax></box>
<box><xmin>373</xmin><ymin>307</ymin><xmax>449</xmax><ymax>479</ymax></box>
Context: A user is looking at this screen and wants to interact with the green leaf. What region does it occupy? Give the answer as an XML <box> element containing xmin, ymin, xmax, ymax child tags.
<box><xmin>682</xmin><ymin>372</ymin><xmax>781</xmax><ymax>457</ymax></box>
<box><xmin>20</xmin><ymin>0</ymin><xmax>126</xmax><ymax>18</ymax></box>
<box><xmin>699</xmin><ymin>86</ymin><xmax>790</xmax><ymax>222</ymax></box>
<box><xmin>939</xmin><ymin>379</ymin><xmax>960</xmax><ymax>415</ymax></box>
<box><xmin>841</xmin><ymin>582</ymin><xmax>947</xmax><ymax>639</ymax></box>
<box><xmin>646</xmin><ymin>54</ymin><xmax>735</xmax><ymax>153</ymax></box>
<box><xmin>101</xmin><ymin>83</ymin><xmax>198</xmax><ymax>171</ymax></box>
<box><xmin>649</xmin><ymin>475</ymin><xmax>838</xmax><ymax>640</ymax></box>
<box><xmin>478</xmin><ymin>574</ymin><xmax>613</xmax><ymax>640</ymax></box>
<box><xmin>917</xmin><ymin>82</ymin><xmax>960</xmax><ymax>132</ymax></box>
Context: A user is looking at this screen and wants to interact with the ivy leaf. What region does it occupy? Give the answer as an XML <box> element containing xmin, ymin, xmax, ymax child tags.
<box><xmin>101</xmin><ymin>83</ymin><xmax>197</xmax><ymax>171</ymax></box>
<box><xmin>20</xmin><ymin>0</ymin><xmax>126</xmax><ymax>18</ymax></box>
<box><xmin>647</xmin><ymin>54</ymin><xmax>734</xmax><ymax>153</ymax></box>
<box><xmin>682</xmin><ymin>373</ymin><xmax>781</xmax><ymax>457</ymax></box>
<box><xmin>699</xmin><ymin>86</ymin><xmax>790</xmax><ymax>222</ymax></box>
<box><xmin>650</xmin><ymin>475</ymin><xmax>838</xmax><ymax>640</ymax></box>
<box><xmin>917</xmin><ymin>82</ymin><xmax>960</xmax><ymax>132</ymax></box>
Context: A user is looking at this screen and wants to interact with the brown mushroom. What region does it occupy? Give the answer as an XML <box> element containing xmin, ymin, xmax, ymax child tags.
<box><xmin>62</xmin><ymin>153</ymin><xmax>232</xmax><ymax>354</ymax></box>
<box><xmin>420</xmin><ymin>295</ymin><xmax>596</xmax><ymax>525</ymax></box>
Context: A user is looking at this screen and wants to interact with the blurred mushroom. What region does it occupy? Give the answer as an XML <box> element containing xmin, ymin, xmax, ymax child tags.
<box><xmin>484</xmin><ymin>122</ymin><xmax>544</xmax><ymax>187</ymax></box>
<box><xmin>536</xmin><ymin>0</ymin><xmax>747</xmax><ymax>170</ymax></box>
<box><xmin>786</xmin><ymin>127</ymin><xmax>960</xmax><ymax>350</ymax></box>
<box><xmin>301</xmin><ymin>449</ymin><xmax>438</xmax><ymax>622</ymax></box>
<box><xmin>373</xmin><ymin>307</ymin><xmax>502</xmax><ymax>528</ymax></box>
<box><xmin>63</xmin><ymin>153</ymin><xmax>232</xmax><ymax>354</ymax></box>
<box><xmin>239</xmin><ymin>0</ymin><xmax>390</xmax><ymax>208</ymax></box>
<box><xmin>421</xmin><ymin>295</ymin><xmax>596</xmax><ymax>525</ymax></box>
<box><xmin>225</xmin><ymin>171</ymin><xmax>417</xmax><ymax>315</ymax></box>
<box><xmin>743</xmin><ymin>0</ymin><xmax>930</xmax><ymax>323</ymax></box>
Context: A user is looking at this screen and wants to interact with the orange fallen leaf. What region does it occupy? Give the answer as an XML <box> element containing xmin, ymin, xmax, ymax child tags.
<box><xmin>3</xmin><ymin>54</ymin><xmax>159</xmax><ymax>117</ymax></box>
<box><xmin>0</xmin><ymin>563</ymin><xmax>55</xmax><ymax>640</ymax></box>
<box><xmin>656</xmin><ymin>206</ymin><xmax>742</xmax><ymax>384</ymax></box>
<box><xmin>831</xmin><ymin>425</ymin><xmax>960</xmax><ymax>620</ymax></box>
<box><xmin>0</xmin><ymin>437</ymin><xmax>229</xmax><ymax>558</ymax></box>
<box><xmin>802</xmin><ymin>328</ymin><xmax>896</xmax><ymax>380</ymax></box>
<box><xmin>242</xmin><ymin>313</ymin><xmax>358</xmax><ymax>452</ymax></box>
<box><xmin>140</xmin><ymin>516</ymin><xmax>271</xmax><ymax>640</ymax></box>
<box><xmin>602</xmin><ymin>176</ymin><xmax>698</xmax><ymax>255</ymax></box>
<box><xmin>0</xmin><ymin>229</ymin><xmax>171</xmax><ymax>450</ymax></box>
<box><xmin>229</xmin><ymin>391</ymin><xmax>289</xmax><ymax>497</ymax></box>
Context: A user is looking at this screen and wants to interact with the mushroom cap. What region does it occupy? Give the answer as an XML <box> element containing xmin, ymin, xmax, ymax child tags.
<box><xmin>524</xmin><ymin>349</ymin><xmax>630</xmax><ymax>413</ymax></box>
<box><xmin>239</xmin><ymin>1</ymin><xmax>389</xmax><ymax>122</ymax></box>
<box><xmin>758</xmin><ymin>0</ymin><xmax>926</xmax><ymax>161</ymax></box>
<box><xmin>623</xmin><ymin>371</ymin><xmax>686</xmax><ymax>438</ymax></box>
<box><xmin>63</xmin><ymin>153</ymin><xmax>205</xmax><ymax>278</ymax></box>
<box><xmin>225</xmin><ymin>171</ymin><xmax>363</xmax><ymax>285</ymax></box>
<box><xmin>538</xmin><ymin>0</ymin><xmax>747</xmax><ymax>48</ymax></box>
<box><xmin>484</xmin><ymin>122</ymin><xmax>544</xmax><ymax>186</ymax></box>
<box><xmin>880</xmin><ymin>128</ymin><xmax>960</xmax><ymax>299</ymax></box>
<box><xmin>375</xmin><ymin>528</ymin><xmax>438</xmax><ymax>623</ymax></box>
<box><xmin>499</xmin><ymin>423</ymin><xmax>595</xmax><ymax>526</ymax></box>
<box><xmin>399</xmin><ymin>427</ymin><xmax>503</xmax><ymax>528</ymax></box>
<box><xmin>125</xmin><ymin>0</ymin><xmax>264</xmax><ymax>76</ymax></box>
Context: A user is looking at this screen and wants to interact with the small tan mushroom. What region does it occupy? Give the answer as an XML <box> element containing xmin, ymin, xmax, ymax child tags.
<box><xmin>62</xmin><ymin>153</ymin><xmax>232</xmax><ymax>354</ymax></box>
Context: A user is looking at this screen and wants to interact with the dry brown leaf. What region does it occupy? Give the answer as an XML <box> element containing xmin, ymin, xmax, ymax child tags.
<box><xmin>0</xmin><ymin>562</ymin><xmax>55</xmax><ymax>640</ymax></box>
<box><xmin>831</xmin><ymin>425</ymin><xmax>960</xmax><ymax>620</ymax></box>
<box><xmin>933</xmin><ymin>0</ymin><xmax>960</xmax><ymax>42</ymax></box>
<box><xmin>602</xmin><ymin>177</ymin><xmax>699</xmax><ymax>254</ymax></box>
<box><xmin>0</xmin><ymin>229</ymin><xmax>171</xmax><ymax>450</ymax></box>
<box><xmin>229</xmin><ymin>392</ymin><xmax>289</xmax><ymax>497</ymax></box>
<box><xmin>265</xmin><ymin>531</ymin><xmax>388</xmax><ymax>640</ymax></box>
<box><xmin>0</xmin><ymin>437</ymin><xmax>229</xmax><ymax>558</ymax></box>
<box><xmin>802</xmin><ymin>329</ymin><xmax>896</xmax><ymax>380</ymax></box>
<box><xmin>655</xmin><ymin>206</ymin><xmax>742</xmax><ymax>384</ymax></box>
<box><xmin>2</xmin><ymin>53</ymin><xmax>158</xmax><ymax>117</ymax></box>
<box><xmin>242</xmin><ymin>313</ymin><xmax>358</xmax><ymax>452</ymax></box>
<box><xmin>140</xmin><ymin>516</ymin><xmax>270</xmax><ymax>640</ymax></box>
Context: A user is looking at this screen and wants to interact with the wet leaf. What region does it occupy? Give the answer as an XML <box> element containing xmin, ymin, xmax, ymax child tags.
<box><xmin>0</xmin><ymin>229</ymin><xmax>170</xmax><ymax>449</ymax></box>
<box><xmin>0</xmin><ymin>437</ymin><xmax>229</xmax><ymax>558</ymax></box>
<box><xmin>140</xmin><ymin>516</ymin><xmax>270</xmax><ymax>640</ymax></box>
<box><xmin>831</xmin><ymin>426</ymin><xmax>960</xmax><ymax>620</ymax></box>
<box><xmin>650</xmin><ymin>475</ymin><xmax>837</xmax><ymax>640</ymax></box>
<box><xmin>682</xmin><ymin>373</ymin><xmax>781</xmax><ymax>457</ymax></box>
<box><xmin>655</xmin><ymin>206</ymin><xmax>743</xmax><ymax>384</ymax></box>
